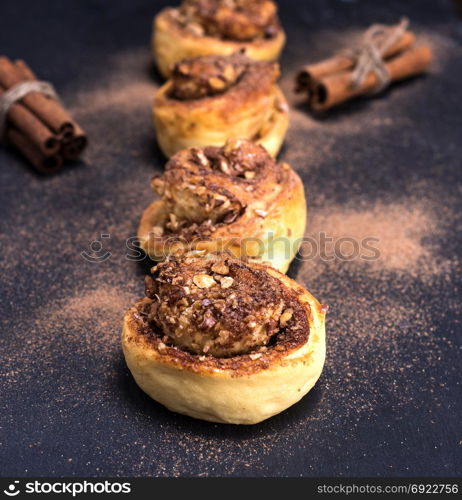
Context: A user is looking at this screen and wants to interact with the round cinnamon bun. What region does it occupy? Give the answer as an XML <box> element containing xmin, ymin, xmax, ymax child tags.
<box><xmin>153</xmin><ymin>52</ymin><xmax>289</xmax><ymax>158</ymax></box>
<box><xmin>122</xmin><ymin>253</ymin><xmax>327</xmax><ymax>424</ymax></box>
<box><xmin>153</xmin><ymin>0</ymin><xmax>286</xmax><ymax>79</ymax></box>
<box><xmin>138</xmin><ymin>139</ymin><xmax>306</xmax><ymax>273</ymax></box>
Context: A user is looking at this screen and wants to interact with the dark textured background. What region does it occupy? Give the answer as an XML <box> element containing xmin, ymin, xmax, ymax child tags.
<box><xmin>0</xmin><ymin>0</ymin><xmax>461</xmax><ymax>477</ymax></box>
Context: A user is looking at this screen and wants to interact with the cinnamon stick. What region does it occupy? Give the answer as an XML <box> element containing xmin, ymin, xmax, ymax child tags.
<box><xmin>0</xmin><ymin>85</ymin><xmax>60</xmax><ymax>155</ymax></box>
<box><xmin>0</xmin><ymin>56</ymin><xmax>88</xmax><ymax>173</ymax></box>
<box><xmin>0</xmin><ymin>57</ymin><xmax>75</xmax><ymax>135</ymax></box>
<box><xmin>61</xmin><ymin>133</ymin><xmax>88</xmax><ymax>160</ymax></box>
<box><xmin>63</xmin><ymin>121</ymin><xmax>87</xmax><ymax>160</ymax></box>
<box><xmin>7</xmin><ymin>127</ymin><xmax>62</xmax><ymax>174</ymax></box>
<box><xmin>13</xmin><ymin>59</ymin><xmax>76</xmax><ymax>138</ymax></box>
<box><xmin>309</xmin><ymin>45</ymin><xmax>432</xmax><ymax>112</ymax></box>
<box><xmin>296</xmin><ymin>30</ymin><xmax>416</xmax><ymax>93</ymax></box>
<box><xmin>13</xmin><ymin>60</ymin><xmax>88</xmax><ymax>153</ymax></box>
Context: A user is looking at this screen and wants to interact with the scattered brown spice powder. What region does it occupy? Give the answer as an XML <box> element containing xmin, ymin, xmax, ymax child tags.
<box><xmin>298</xmin><ymin>200</ymin><xmax>448</xmax><ymax>280</ymax></box>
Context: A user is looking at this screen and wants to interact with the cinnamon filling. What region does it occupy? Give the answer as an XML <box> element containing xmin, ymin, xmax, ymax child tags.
<box><xmin>169</xmin><ymin>53</ymin><xmax>247</xmax><ymax>100</ymax></box>
<box><xmin>175</xmin><ymin>0</ymin><xmax>281</xmax><ymax>42</ymax></box>
<box><xmin>167</xmin><ymin>52</ymin><xmax>278</xmax><ymax>102</ymax></box>
<box><xmin>150</xmin><ymin>139</ymin><xmax>283</xmax><ymax>241</ymax></box>
<box><xmin>141</xmin><ymin>254</ymin><xmax>303</xmax><ymax>358</ymax></box>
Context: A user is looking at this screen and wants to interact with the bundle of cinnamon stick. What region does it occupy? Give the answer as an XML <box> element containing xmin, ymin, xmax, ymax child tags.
<box><xmin>295</xmin><ymin>20</ymin><xmax>432</xmax><ymax>112</ymax></box>
<box><xmin>0</xmin><ymin>57</ymin><xmax>87</xmax><ymax>174</ymax></box>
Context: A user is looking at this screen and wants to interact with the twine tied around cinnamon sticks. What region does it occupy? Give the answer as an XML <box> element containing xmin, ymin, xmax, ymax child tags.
<box><xmin>0</xmin><ymin>57</ymin><xmax>87</xmax><ymax>174</ymax></box>
<box><xmin>295</xmin><ymin>18</ymin><xmax>432</xmax><ymax>112</ymax></box>
<box><xmin>347</xmin><ymin>17</ymin><xmax>409</xmax><ymax>93</ymax></box>
<box><xmin>0</xmin><ymin>81</ymin><xmax>58</xmax><ymax>137</ymax></box>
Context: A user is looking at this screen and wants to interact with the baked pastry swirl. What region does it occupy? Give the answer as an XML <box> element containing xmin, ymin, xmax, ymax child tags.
<box><xmin>122</xmin><ymin>253</ymin><xmax>326</xmax><ymax>424</ymax></box>
<box><xmin>153</xmin><ymin>0</ymin><xmax>286</xmax><ymax>78</ymax></box>
<box><xmin>138</xmin><ymin>139</ymin><xmax>306</xmax><ymax>273</ymax></box>
<box><xmin>153</xmin><ymin>52</ymin><xmax>289</xmax><ymax>158</ymax></box>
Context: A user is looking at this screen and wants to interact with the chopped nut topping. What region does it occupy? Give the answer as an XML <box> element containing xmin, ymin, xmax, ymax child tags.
<box><xmin>187</xmin><ymin>23</ymin><xmax>204</xmax><ymax>36</ymax></box>
<box><xmin>144</xmin><ymin>252</ymin><xmax>299</xmax><ymax>358</ymax></box>
<box><xmin>190</xmin><ymin>249</ymin><xmax>208</xmax><ymax>256</ymax></box>
<box><xmin>151</xmin><ymin>226</ymin><xmax>164</xmax><ymax>237</ymax></box>
<box><xmin>280</xmin><ymin>308</ymin><xmax>294</xmax><ymax>328</ymax></box>
<box><xmin>220</xmin><ymin>276</ymin><xmax>234</xmax><ymax>289</ymax></box>
<box><xmin>215</xmin><ymin>197</ymin><xmax>231</xmax><ymax>210</ymax></box>
<box><xmin>192</xmin><ymin>149</ymin><xmax>209</xmax><ymax>167</ymax></box>
<box><xmin>223</xmin><ymin>211</ymin><xmax>239</xmax><ymax>224</ymax></box>
<box><xmin>166</xmin><ymin>213</ymin><xmax>179</xmax><ymax>231</ymax></box>
<box><xmin>219</xmin><ymin>159</ymin><xmax>230</xmax><ymax>174</ymax></box>
<box><xmin>179</xmin><ymin>0</ymin><xmax>281</xmax><ymax>42</ymax></box>
<box><xmin>193</xmin><ymin>274</ymin><xmax>216</xmax><ymax>288</ymax></box>
<box><xmin>200</xmin><ymin>310</ymin><xmax>217</xmax><ymax>329</ymax></box>
<box><xmin>208</xmin><ymin>76</ymin><xmax>227</xmax><ymax>90</ymax></box>
<box><xmin>148</xmin><ymin>301</ymin><xmax>160</xmax><ymax>321</ymax></box>
<box><xmin>249</xmin><ymin>353</ymin><xmax>262</xmax><ymax>360</ymax></box>
<box><xmin>255</xmin><ymin>209</ymin><xmax>268</xmax><ymax>218</ymax></box>
<box><xmin>153</xmin><ymin>137</ymin><xmax>282</xmax><ymax>242</ymax></box>
<box><xmin>224</xmin><ymin>138</ymin><xmax>244</xmax><ymax>154</ymax></box>
<box><xmin>177</xmin><ymin>63</ymin><xmax>190</xmax><ymax>75</ymax></box>
<box><xmin>223</xmin><ymin>64</ymin><xmax>236</xmax><ymax>81</ymax></box>
<box><xmin>168</xmin><ymin>52</ymin><xmax>248</xmax><ymax>100</ymax></box>
<box><xmin>211</xmin><ymin>262</ymin><xmax>229</xmax><ymax>275</ymax></box>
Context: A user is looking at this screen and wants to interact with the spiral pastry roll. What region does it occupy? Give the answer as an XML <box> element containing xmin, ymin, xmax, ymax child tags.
<box><xmin>138</xmin><ymin>139</ymin><xmax>306</xmax><ymax>273</ymax></box>
<box><xmin>122</xmin><ymin>253</ymin><xmax>327</xmax><ymax>424</ymax></box>
<box><xmin>153</xmin><ymin>0</ymin><xmax>286</xmax><ymax>79</ymax></box>
<box><xmin>153</xmin><ymin>52</ymin><xmax>289</xmax><ymax>158</ymax></box>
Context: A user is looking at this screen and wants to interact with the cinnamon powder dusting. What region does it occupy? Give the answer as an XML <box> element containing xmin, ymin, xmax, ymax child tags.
<box><xmin>299</xmin><ymin>200</ymin><xmax>448</xmax><ymax>280</ymax></box>
<box><xmin>1</xmin><ymin>284</ymin><xmax>137</xmax><ymax>391</ymax></box>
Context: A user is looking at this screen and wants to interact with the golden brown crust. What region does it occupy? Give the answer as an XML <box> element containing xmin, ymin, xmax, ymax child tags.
<box><xmin>152</xmin><ymin>4</ymin><xmax>286</xmax><ymax>79</ymax></box>
<box><xmin>137</xmin><ymin>140</ymin><xmax>307</xmax><ymax>273</ymax></box>
<box><xmin>153</xmin><ymin>52</ymin><xmax>289</xmax><ymax>158</ymax></box>
<box><xmin>122</xmin><ymin>254</ymin><xmax>327</xmax><ymax>424</ymax></box>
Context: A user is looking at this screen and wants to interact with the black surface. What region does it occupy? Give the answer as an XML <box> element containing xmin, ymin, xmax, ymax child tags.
<box><xmin>0</xmin><ymin>0</ymin><xmax>461</xmax><ymax>477</ymax></box>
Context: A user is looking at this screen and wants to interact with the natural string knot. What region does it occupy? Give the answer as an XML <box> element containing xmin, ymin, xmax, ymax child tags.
<box><xmin>347</xmin><ymin>17</ymin><xmax>409</xmax><ymax>93</ymax></box>
<box><xmin>0</xmin><ymin>81</ymin><xmax>58</xmax><ymax>138</ymax></box>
